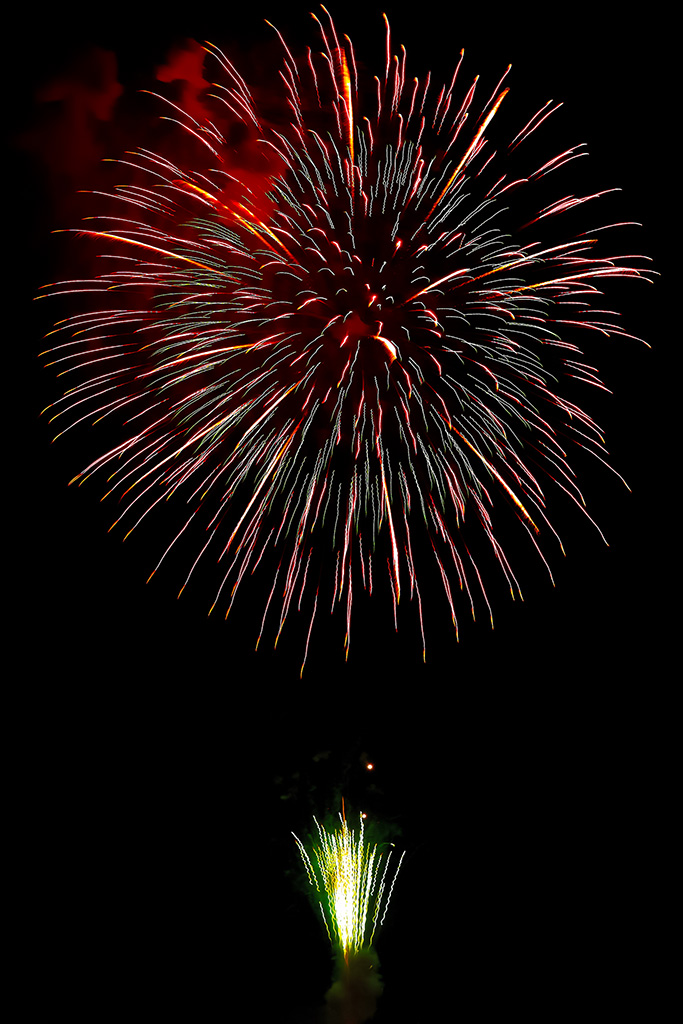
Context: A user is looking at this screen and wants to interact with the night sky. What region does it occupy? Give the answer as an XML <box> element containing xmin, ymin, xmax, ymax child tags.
<box><xmin>14</xmin><ymin>3</ymin><xmax>670</xmax><ymax>1021</ymax></box>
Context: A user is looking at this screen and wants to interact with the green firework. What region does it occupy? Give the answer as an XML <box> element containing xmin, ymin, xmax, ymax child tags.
<box><xmin>293</xmin><ymin>811</ymin><xmax>404</xmax><ymax>957</ymax></box>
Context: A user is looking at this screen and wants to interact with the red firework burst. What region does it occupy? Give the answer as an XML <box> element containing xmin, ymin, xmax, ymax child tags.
<box><xmin>39</xmin><ymin>8</ymin><xmax>652</xmax><ymax>673</ymax></box>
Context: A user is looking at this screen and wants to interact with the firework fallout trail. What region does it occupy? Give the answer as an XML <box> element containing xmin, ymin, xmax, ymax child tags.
<box><xmin>39</xmin><ymin>8</ymin><xmax>652</xmax><ymax>671</ymax></box>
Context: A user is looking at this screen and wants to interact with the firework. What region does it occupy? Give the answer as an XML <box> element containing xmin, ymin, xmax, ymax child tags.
<box><xmin>39</xmin><ymin>8</ymin><xmax>652</xmax><ymax>670</ymax></box>
<box><xmin>292</xmin><ymin>811</ymin><xmax>404</xmax><ymax>958</ymax></box>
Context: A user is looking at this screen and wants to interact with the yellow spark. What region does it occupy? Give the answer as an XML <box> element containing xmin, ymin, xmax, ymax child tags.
<box><xmin>293</xmin><ymin>813</ymin><xmax>404</xmax><ymax>958</ymax></box>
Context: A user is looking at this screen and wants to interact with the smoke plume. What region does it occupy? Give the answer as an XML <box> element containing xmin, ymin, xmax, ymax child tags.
<box><xmin>324</xmin><ymin>949</ymin><xmax>384</xmax><ymax>1024</ymax></box>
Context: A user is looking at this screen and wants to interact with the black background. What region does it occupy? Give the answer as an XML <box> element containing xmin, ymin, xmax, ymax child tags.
<box><xmin>13</xmin><ymin>3</ymin><xmax>671</xmax><ymax>1020</ymax></box>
